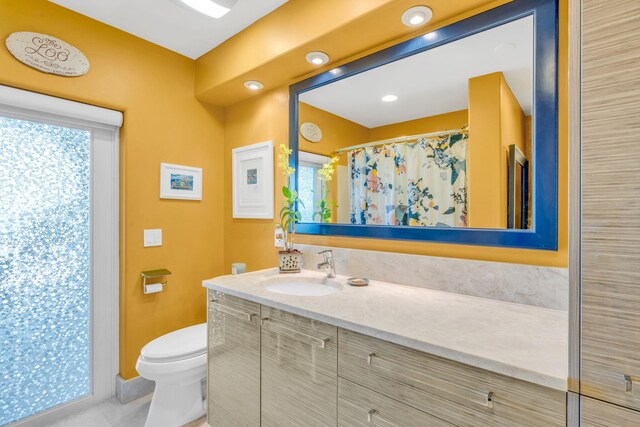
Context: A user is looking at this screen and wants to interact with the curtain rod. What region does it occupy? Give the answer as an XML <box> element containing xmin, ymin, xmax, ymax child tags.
<box><xmin>332</xmin><ymin>127</ymin><xmax>466</xmax><ymax>153</ymax></box>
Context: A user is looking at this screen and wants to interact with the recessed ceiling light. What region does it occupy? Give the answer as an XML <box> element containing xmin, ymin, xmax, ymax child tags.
<box><xmin>244</xmin><ymin>80</ymin><xmax>264</xmax><ymax>90</ymax></box>
<box><xmin>401</xmin><ymin>6</ymin><xmax>433</xmax><ymax>27</ymax></box>
<box><xmin>177</xmin><ymin>0</ymin><xmax>238</xmax><ymax>19</ymax></box>
<box><xmin>382</xmin><ymin>95</ymin><xmax>398</xmax><ymax>102</ymax></box>
<box><xmin>306</xmin><ymin>51</ymin><xmax>330</xmax><ymax>66</ymax></box>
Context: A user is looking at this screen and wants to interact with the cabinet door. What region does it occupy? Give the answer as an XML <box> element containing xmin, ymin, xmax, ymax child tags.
<box><xmin>581</xmin><ymin>0</ymin><xmax>640</xmax><ymax>411</ymax></box>
<box><xmin>207</xmin><ymin>290</ymin><xmax>261</xmax><ymax>427</ymax></box>
<box><xmin>581</xmin><ymin>396</ymin><xmax>640</xmax><ymax>427</ymax></box>
<box><xmin>261</xmin><ymin>306</ymin><xmax>338</xmax><ymax>426</ymax></box>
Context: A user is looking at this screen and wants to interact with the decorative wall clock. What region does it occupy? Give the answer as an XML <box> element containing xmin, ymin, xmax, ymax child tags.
<box><xmin>299</xmin><ymin>122</ymin><xmax>322</xmax><ymax>143</ymax></box>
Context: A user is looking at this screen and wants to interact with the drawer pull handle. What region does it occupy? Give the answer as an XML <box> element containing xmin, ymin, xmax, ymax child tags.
<box><xmin>261</xmin><ymin>317</ymin><xmax>331</xmax><ymax>349</ymax></box>
<box><xmin>209</xmin><ymin>300</ymin><xmax>257</xmax><ymax>322</ymax></box>
<box><xmin>366</xmin><ymin>351</ymin><xmax>494</xmax><ymax>410</ymax></box>
<box><xmin>625</xmin><ymin>375</ymin><xmax>634</xmax><ymax>393</ymax></box>
<box><xmin>485</xmin><ymin>391</ymin><xmax>494</xmax><ymax>409</ymax></box>
<box><xmin>368</xmin><ymin>409</ymin><xmax>397</xmax><ymax>427</ymax></box>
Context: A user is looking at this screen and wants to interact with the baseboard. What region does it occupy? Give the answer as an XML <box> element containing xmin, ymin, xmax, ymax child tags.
<box><xmin>115</xmin><ymin>374</ymin><xmax>154</xmax><ymax>404</ymax></box>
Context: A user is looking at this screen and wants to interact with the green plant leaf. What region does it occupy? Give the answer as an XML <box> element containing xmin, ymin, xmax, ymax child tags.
<box><xmin>282</xmin><ymin>186</ymin><xmax>291</xmax><ymax>198</ymax></box>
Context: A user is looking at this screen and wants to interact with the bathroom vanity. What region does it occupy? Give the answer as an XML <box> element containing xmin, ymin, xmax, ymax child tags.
<box><xmin>203</xmin><ymin>269</ymin><xmax>567</xmax><ymax>426</ymax></box>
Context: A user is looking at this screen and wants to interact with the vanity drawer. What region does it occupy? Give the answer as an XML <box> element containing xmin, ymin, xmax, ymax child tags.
<box><xmin>338</xmin><ymin>329</ymin><xmax>566</xmax><ymax>427</ymax></box>
<box><xmin>581</xmin><ymin>396</ymin><xmax>640</xmax><ymax>426</ymax></box>
<box><xmin>338</xmin><ymin>377</ymin><xmax>454</xmax><ymax>427</ymax></box>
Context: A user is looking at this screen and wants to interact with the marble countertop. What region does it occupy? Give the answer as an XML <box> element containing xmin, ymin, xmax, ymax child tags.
<box><xmin>202</xmin><ymin>268</ymin><xmax>568</xmax><ymax>391</ymax></box>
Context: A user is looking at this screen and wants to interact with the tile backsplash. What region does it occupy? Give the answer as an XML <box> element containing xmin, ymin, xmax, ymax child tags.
<box><xmin>298</xmin><ymin>244</ymin><xmax>568</xmax><ymax>310</ymax></box>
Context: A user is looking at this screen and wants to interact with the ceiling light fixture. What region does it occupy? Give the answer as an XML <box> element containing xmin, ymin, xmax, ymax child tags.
<box><xmin>382</xmin><ymin>95</ymin><xmax>398</xmax><ymax>102</ymax></box>
<box><xmin>306</xmin><ymin>51</ymin><xmax>330</xmax><ymax>66</ymax></box>
<box><xmin>244</xmin><ymin>80</ymin><xmax>264</xmax><ymax>90</ymax></box>
<box><xmin>177</xmin><ymin>0</ymin><xmax>238</xmax><ymax>19</ymax></box>
<box><xmin>401</xmin><ymin>6</ymin><xmax>433</xmax><ymax>27</ymax></box>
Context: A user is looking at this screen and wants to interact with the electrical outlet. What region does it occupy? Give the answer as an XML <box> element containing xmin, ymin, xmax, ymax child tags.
<box><xmin>144</xmin><ymin>229</ymin><xmax>162</xmax><ymax>247</ymax></box>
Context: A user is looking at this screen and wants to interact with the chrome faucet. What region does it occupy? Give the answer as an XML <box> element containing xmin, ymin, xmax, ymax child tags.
<box><xmin>317</xmin><ymin>250</ymin><xmax>336</xmax><ymax>278</ymax></box>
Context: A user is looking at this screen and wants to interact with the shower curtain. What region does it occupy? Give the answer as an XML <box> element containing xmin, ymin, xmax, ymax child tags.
<box><xmin>349</xmin><ymin>133</ymin><xmax>468</xmax><ymax>227</ymax></box>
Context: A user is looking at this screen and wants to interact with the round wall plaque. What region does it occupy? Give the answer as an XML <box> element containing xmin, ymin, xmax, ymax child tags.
<box><xmin>300</xmin><ymin>122</ymin><xmax>322</xmax><ymax>143</ymax></box>
<box><xmin>5</xmin><ymin>32</ymin><xmax>90</xmax><ymax>77</ymax></box>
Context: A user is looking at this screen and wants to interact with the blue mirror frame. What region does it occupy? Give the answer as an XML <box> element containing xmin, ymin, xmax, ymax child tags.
<box><xmin>289</xmin><ymin>0</ymin><xmax>558</xmax><ymax>250</ymax></box>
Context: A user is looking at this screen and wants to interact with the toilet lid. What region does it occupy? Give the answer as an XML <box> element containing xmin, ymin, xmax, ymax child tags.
<box><xmin>140</xmin><ymin>323</ymin><xmax>207</xmax><ymax>363</ymax></box>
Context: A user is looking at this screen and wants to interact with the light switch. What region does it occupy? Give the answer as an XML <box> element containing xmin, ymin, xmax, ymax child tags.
<box><xmin>274</xmin><ymin>226</ymin><xmax>285</xmax><ymax>248</ymax></box>
<box><xmin>144</xmin><ymin>229</ymin><xmax>162</xmax><ymax>247</ymax></box>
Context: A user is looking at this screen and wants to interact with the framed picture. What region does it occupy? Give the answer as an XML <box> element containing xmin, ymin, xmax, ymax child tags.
<box><xmin>160</xmin><ymin>163</ymin><xmax>202</xmax><ymax>200</ymax></box>
<box><xmin>232</xmin><ymin>141</ymin><xmax>274</xmax><ymax>218</ymax></box>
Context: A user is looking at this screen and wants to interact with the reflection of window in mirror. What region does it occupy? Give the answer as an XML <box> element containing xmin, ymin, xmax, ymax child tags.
<box><xmin>298</xmin><ymin>151</ymin><xmax>329</xmax><ymax>223</ymax></box>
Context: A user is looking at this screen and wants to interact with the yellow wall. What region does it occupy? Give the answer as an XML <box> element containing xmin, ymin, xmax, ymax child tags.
<box><xmin>223</xmin><ymin>0</ymin><xmax>569</xmax><ymax>269</ymax></box>
<box><xmin>298</xmin><ymin>102</ymin><xmax>368</xmax><ymax>221</ymax></box>
<box><xmin>0</xmin><ymin>0</ymin><xmax>226</xmax><ymax>379</ymax></box>
<box><xmin>468</xmin><ymin>72</ymin><xmax>502</xmax><ymax>227</ymax></box>
<box><xmin>500</xmin><ymin>73</ymin><xmax>528</xmax><ymax>227</ymax></box>
<box><xmin>298</xmin><ymin>102</ymin><xmax>369</xmax><ymax>162</ymax></box>
<box><xmin>467</xmin><ymin>72</ymin><xmax>528</xmax><ymax>228</ymax></box>
<box><xmin>368</xmin><ymin>110</ymin><xmax>469</xmax><ymax>141</ymax></box>
<box><xmin>224</xmin><ymin>89</ymin><xmax>290</xmax><ymax>270</ymax></box>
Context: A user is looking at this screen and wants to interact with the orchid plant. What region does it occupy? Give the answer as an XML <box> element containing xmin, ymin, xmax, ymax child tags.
<box><xmin>314</xmin><ymin>155</ymin><xmax>340</xmax><ymax>223</ymax></box>
<box><xmin>277</xmin><ymin>144</ymin><xmax>303</xmax><ymax>251</ymax></box>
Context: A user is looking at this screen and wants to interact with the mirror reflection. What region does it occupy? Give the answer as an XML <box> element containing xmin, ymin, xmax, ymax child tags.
<box><xmin>297</xmin><ymin>16</ymin><xmax>533</xmax><ymax>229</ymax></box>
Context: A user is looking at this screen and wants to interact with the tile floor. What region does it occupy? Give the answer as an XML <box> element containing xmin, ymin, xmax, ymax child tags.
<box><xmin>46</xmin><ymin>394</ymin><xmax>208</xmax><ymax>427</ymax></box>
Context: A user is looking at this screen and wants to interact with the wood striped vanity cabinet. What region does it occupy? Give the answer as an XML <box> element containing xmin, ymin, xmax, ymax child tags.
<box><xmin>207</xmin><ymin>290</ymin><xmax>566</xmax><ymax>426</ymax></box>
<box><xmin>577</xmin><ymin>0</ymin><xmax>640</xmax><ymax>423</ymax></box>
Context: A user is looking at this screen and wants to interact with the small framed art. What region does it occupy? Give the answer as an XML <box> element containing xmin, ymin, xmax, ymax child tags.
<box><xmin>232</xmin><ymin>141</ymin><xmax>274</xmax><ymax>218</ymax></box>
<box><xmin>160</xmin><ymin>163</ymin><xmax>202</xmax><ymax>200</ymax></box>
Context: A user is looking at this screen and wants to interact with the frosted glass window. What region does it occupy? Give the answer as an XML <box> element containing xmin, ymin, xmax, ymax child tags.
<box><xmin>0</xmin><ymin>116</ymin><xmax>91</xmax><ymax>425</ymax></box>
<box><xmin>298</xmin><ymin>165</ymin><xmax>316</xmax><ymax>223</ymax></box>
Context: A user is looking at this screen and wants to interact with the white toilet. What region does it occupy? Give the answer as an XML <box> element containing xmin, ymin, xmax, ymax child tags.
<box><xmin>136</xmin><ymin>323</ymin><xmax>207</xmax><ymax>427</ymax></box>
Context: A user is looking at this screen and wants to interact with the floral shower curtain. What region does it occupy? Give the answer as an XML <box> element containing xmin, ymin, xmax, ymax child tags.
<box><xmin>349</xmin><ymin>133</ymin><xmax>468</xmax><ymax>227</ymax></box>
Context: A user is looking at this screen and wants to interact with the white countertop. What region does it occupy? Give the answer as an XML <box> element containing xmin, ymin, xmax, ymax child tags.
<box><xmin>202</xmin><ymin>268</ymin><xmax>568</xmax><ymax>391</ymax></box>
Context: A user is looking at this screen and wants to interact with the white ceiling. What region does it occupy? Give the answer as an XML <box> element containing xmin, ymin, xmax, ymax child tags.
<box><xmin>300</xmin><ymin>16</ymin><xmax>533</xmax><ymax>129</ymax></box>
<box><xmin>49</xmin><ymin>0</ymin><xmax>288</xmax><ymax>59</ymax></box>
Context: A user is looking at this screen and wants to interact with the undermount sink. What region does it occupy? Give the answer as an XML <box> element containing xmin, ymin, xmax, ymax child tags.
<box><xmin>263</xmin><ymin>276</ymin><xmax>342</xmax><ymax>296</ymax></box>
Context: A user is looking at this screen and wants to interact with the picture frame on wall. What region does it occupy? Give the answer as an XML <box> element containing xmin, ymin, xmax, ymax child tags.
<box><xmin>160</xmin><ymin>163</ymin><xmax>202</xmax><ymax>200</ymax></box>
<box><xmin>232</xmin><ymin>141</ymin><xmax>274</xmax><ymax>218</ymax></box>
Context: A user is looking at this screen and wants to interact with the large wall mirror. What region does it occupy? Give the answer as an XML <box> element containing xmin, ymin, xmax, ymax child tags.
<box><xmin>289</xmin><ymin>0</ymin><xmax>558</xmax><ymax>249</ymax></box>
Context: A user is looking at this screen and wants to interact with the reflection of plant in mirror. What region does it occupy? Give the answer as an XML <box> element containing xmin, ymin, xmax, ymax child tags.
<box><xmin>314</xmin><ymin>155</ymin><xmax>340</xmax><ymax>223</ymax></box>
<box><xmin>277</xmin><ymin>144</ymin><xmax>303</xmax><ymax>251</ymax></box>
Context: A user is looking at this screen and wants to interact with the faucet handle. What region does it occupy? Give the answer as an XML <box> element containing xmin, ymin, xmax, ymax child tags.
<box><xmin>318</xmin><ymin>249</ymin><xmax>333</xmax><ymax>262</ymax></box>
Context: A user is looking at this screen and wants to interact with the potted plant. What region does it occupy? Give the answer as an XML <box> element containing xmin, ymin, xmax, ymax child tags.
<box><xmin>276</xmin><ymin>144</ymin><xmax>304</xmax><ymax>273</ymax></box>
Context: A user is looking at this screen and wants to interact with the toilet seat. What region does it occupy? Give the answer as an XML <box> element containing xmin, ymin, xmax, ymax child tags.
<box><xmin>136</xmin><ymin>352</ymin><xmax>206</xmax><ymax>376</ymax></box>
<box><xmin>140</xmin><ymin>323</ymin><xmax>207</xmax><ymax>363</ymax></box>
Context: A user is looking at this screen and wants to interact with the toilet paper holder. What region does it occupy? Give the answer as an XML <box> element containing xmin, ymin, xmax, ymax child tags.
<box><xmin>141</xmin><ymin>269</ymin><xmax>172</xmax><ymax>294</ymax></box>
